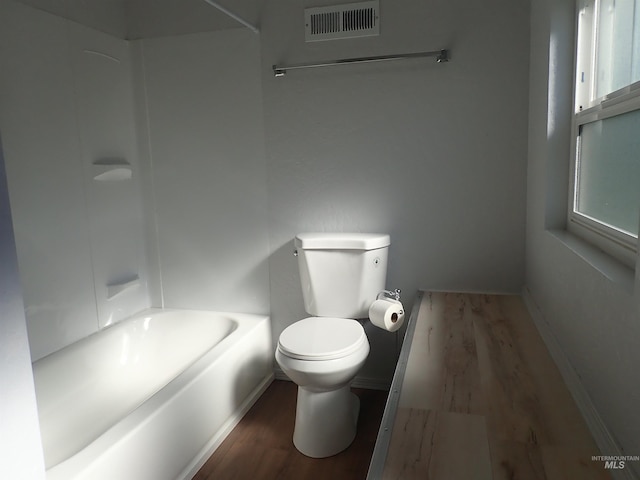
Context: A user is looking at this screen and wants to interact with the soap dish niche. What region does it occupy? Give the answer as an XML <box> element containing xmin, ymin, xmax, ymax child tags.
<box><xmin>106</xmin><ymin>275</ymin><xmax>140</xmax><ymax>300</ymax></box>
<box><xmin>92</xmin><ymin>158</ymin><xmax>132</xmax><ymax>181</ymax></box>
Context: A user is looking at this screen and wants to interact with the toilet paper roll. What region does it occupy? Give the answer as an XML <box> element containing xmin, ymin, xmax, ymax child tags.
<box><xmin>368</xmin><ymin>299</ymin><xmax>405</xmax><ymax>332</ymax></box>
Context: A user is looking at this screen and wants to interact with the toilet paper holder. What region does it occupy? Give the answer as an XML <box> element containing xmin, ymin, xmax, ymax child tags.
<box><xmin>377</xmin><ymin>288</ymin><xmax>401</xmax><ymax>302</ymax></box>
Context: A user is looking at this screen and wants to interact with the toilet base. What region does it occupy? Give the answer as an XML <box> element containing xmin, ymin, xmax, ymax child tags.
<box><xmin>292</xmin><ymin>385</ymin><xmax>360</xmax><ymax>458</ymax></box>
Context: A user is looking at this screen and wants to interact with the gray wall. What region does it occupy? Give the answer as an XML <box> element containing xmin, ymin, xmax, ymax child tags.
<box><xmin>261</xmin><ymin>0</ymin><xmax>530</xmax><ymax>384</ymax></box>
<box><xmin>526</xmin><ymin>0</ymin><xmax>640</xmax><ymax>473</ymax></box>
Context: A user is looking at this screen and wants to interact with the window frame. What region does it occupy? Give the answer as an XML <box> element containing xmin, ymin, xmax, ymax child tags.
<box><xmin>568</xmin><ymin>0</ymin><xmax>640</xmax><ymax>268</ymax></box>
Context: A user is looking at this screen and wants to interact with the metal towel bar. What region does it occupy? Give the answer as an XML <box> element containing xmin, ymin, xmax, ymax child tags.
<box><xmin>273</xmin><ymin>49</ymin><xmax>448</xmax><ymax>77</ymax></box>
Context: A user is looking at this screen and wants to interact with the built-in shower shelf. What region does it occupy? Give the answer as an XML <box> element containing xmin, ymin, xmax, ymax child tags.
<box><xmin>106</xmin><ymin>276</ymin><xmax>140</xmax><ymax>300</ymax></box>
<box><xmin>92</xmin><ymin>159</ymin><xmax>132</xmax><ymax>181</ymax></box>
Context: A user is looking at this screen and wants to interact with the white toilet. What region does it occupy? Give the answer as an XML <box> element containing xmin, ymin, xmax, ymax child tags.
<box><xmin>275</xmin><ymin>232</ymin><xmax>390</xmax><ymax>458</ymax></box>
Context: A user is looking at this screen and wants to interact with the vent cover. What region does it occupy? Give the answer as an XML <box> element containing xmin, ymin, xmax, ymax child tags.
<box><xmin>305</xmin><ymin>1</ymin><xmax>380</xmax><ymax>42</ymax></box>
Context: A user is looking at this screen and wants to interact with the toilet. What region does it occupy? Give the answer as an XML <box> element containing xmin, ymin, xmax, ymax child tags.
<box><xmin>275</xmin><ymin>232</ymin><xmax>390</xmax><ymax>458</ymax></box>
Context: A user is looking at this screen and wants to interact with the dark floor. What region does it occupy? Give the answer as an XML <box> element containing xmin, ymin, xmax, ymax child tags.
<box><xmin>193</xmin><ymin>380</ymin><xmax>388</xmax><ymax>480</ymax></box>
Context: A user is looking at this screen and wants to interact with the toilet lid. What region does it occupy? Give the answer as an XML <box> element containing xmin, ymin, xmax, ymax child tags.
<box><xmin>278</xmin><ymin>317</ymin><xmax>367</xmax><ymax>361</ymax></box>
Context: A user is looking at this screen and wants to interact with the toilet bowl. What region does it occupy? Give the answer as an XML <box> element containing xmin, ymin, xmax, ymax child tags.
<box><xmin>275</xmin><ymin>317</ymin><xmax>370</xmax><ymax>458</ymax></box>
<box><xmin>277</xmin><ymin>232</ymin><xmax>390</xmax><ymax>458</ymax></box>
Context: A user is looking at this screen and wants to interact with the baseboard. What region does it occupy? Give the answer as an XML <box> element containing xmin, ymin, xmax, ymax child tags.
<box><xmin>274</xmin><ymin>367</ymin><xmax>390</xmax><ymax>391</ymax></box>
<box><xmin>522</xmin><ymin>288</ymin><xmax>638</xmax><ymax>480</ymax></box>
<box><xmin>178</xmin><ymin>372</ymin><xmax>275</xmax><ymax>480</ymax></box>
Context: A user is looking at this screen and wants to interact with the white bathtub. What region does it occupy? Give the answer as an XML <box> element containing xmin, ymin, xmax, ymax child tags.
<box><xmin>32</xmin><ymin>308</ymin><xmax>273</xmax><ymax>480</ymax></box>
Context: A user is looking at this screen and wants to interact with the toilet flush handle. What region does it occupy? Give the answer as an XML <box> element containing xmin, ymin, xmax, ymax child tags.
<box><xmin>293</xmin><ymin>249</ymin><xmax>299</xmax><ymax>257</ymax></box>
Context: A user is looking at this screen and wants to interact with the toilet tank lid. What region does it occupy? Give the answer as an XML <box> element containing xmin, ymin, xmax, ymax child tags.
<box><xmin>295</xmin><ymin>233</ymin><xmax>390</xmax><ymax>250</ymax></box>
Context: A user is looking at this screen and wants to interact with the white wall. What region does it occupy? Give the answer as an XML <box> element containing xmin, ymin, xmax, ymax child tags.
<box><xmin>12</xmin><ymin>0</ymin><xmax>264</xmax><ymax>40</ymax></box>
<box><xmin>260</xmin><ymin>0</ymin><xmax>531</xmax><ymax>384</ymax></box>
<box><xmin>124</xmin><ymin>0</ymin><xmax>256</xmax><ymax>39</ymax></box>
<box><xmin>526</xmin><ymin>0</ymin><xmax>640</xmax><ymax>474</ymax></box>
<box><xmin>0</xmin><ymin>1</ymin><xmax>150</xmax><ymax>360</ymax></box>
<box><xmin>16</xmin><ymin>0</ymin><xmax>127</xmax><ymax>38</ymax></box>
<box><xmin>135</xmin><ymin>28</ymin><xmax>270</xmax><ymax>314</ymax></box>
<box><xmin>0</xmin><ymin>134</ymin><xmax>45</xmax><ymax>480</ymax></box>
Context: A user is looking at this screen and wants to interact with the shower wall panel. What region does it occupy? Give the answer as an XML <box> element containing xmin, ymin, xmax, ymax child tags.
<box><xmin>0</xmin><ymin>2</ymin><xmax>150</xmax><ymax>360</ymax></box>
<box><xmin>135</xmin><ymin>29</ymin><xmax>270</xmax><ymax>315</ymax></box>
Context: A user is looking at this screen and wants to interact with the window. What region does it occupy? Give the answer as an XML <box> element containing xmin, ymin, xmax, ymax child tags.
<box><xmin>570</xmin><ymin>0</ymin><xmax>640</xmax><ymax>266</ymax></box>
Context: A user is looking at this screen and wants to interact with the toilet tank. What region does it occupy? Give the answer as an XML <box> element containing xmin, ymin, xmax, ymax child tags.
<box><xmin>295</xmin><ymin>233</ymin><xmax>390</xmax><ymax>318</ymax></box>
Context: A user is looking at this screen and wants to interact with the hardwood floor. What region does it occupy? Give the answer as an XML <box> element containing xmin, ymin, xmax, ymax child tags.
<box><xmin>194</xmin><ymin>292</ymin><xmax>611</xmax><ymax>480</ymax></box>
<box><xmin>193</xmin><ymin>380</ymin><xmax>387</xmax><ymax>480</ymax></box>
<box><xmin>382</xmin><ymin>292</ymin><xmax>612</xmax><ymax>480</ymax></box>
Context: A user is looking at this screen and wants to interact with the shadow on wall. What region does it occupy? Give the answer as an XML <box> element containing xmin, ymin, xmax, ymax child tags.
<box><xmin>156</xmin><ymin>231</ymin><xmax>271</xmax><ymax>315</ymax></box>
<box><xmin>268</xmin><ymin>239</ymin><xmax>309</xmax><ymax>345</ymax></box>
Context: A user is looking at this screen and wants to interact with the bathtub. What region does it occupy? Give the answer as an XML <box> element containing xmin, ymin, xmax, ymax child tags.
<box><xmin>32</xmin><ymin>308</ymin><xmax>273</xmax><ymax>480</ymax></box>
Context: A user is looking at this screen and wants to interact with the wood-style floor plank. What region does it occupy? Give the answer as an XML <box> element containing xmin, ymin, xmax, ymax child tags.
<box><xmin>399</xmin><ymin>292</ymin><xmax>485</xmax><ymax>414</ymax></box>
<box><xmin>471</xmin><ymin>294</ymin><xmax>553</xmax><ymax>445</ymax></box>
<box><xmin>383</xmin><ymin>292</ymin><xmax>611</xmax><ymax>480</ymax></box>
<box><xmin>383</xmin><ymin>408</ymin><xmax>493</xmax><ymax>480</ymax></box>
<box><xmin>194</xmin><ymin>380</ymin><xmax>387</xmax><ymax>480</ymax></box>
<box><xmin>489</xmin><ymin>439</ymin><xmax>547</xmax><ymax>480</ymax></box>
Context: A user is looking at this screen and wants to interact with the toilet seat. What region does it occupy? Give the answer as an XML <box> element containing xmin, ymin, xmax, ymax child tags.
<box><xmin>278</xmin><ymin>317</ymin><xmax>366</xmax><ymax>361</ymax></box>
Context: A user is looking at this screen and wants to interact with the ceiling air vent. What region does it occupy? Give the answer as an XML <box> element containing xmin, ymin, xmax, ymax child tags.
<box><xmin>305</xmin><ymin>1</ymin><xmax>380</xmax><ymax>42</ymax></box>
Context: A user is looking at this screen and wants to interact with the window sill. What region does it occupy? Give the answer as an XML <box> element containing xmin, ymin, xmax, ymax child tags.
<box><xmin>547</xmin><ymin>229</ymin><xmax>635</xmax><ymax>294</ymax></box>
